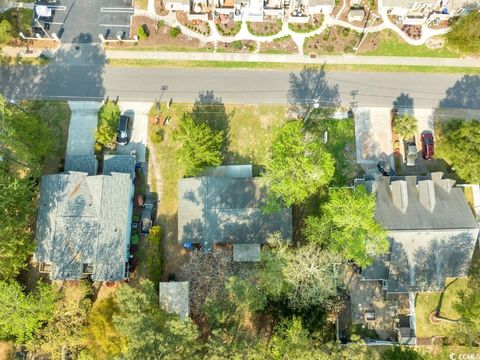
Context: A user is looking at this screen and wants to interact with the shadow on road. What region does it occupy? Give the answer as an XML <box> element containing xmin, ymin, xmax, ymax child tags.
<box><xmin>439</xmin><ymin>75</ymin><xmax>480</xmax><ymax>110</ymax></box>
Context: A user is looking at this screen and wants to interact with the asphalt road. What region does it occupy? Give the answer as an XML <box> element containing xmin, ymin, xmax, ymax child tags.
<box><xmin>1</xmin><ymin>59</ymin><xmax>479</xmax><ymax>109</ymax></box>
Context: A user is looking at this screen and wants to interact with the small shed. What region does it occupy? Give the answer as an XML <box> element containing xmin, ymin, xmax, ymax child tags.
<box><xmin>348</xmin><ymin>6</ymin><xmax>365</xmax><ymax>21</ymax></box>
<box><xmin>159</xmin><ymin>281</ymin><xmax>189</xmax><ymax>320</ymax></box>
<box><xmin>233</xmin><ymin>244</ymin><xmax>261</xmax><ymax>262</ymax></box>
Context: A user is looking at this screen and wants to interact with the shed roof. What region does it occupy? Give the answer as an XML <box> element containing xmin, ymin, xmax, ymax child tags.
<box><xmin>35</xmin><ymin>171</ymin><xmax>133</xmax><ymax>281</ymax></box>
<box><xmin>233</xmin><ymin>244</ymin><xmax>261</xmax><ymax>262</ymax></box>
<box><xmin>159</xmin><ymin>282</ymin><xmax>189</xmax><ymax>320</ymax></box>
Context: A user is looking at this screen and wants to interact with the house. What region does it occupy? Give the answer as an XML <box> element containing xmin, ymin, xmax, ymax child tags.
<box><xmin>214</xmin><ymin>0</ymin><xmax>241</xmax><ymax>19</ymax></box>
<box><xmin>348</xmin><ymin>6</ymin><xmax>366</xmax><ymax>21</ymax></box>
<box><xmin>307</xmin><ymin>0</ymin><xmax>335</xmax><ymax>15</ymax></box>
<box><xmin>355</xmin><ymin>173</ymin><xmax>479</xmax><ymax>343</ymax></box>
<box><xmin>177</xmin><ymin>165</ymin><xmax>292</xmax><ymax>260</ymax></box>
<box><xmin>34</xmin><ymin>155</ymin><xmax>135</xmax><ymax>281</ymax></box>
<box><xmin>189</xmin><ymin>0</ymin><xmax>212</xmax><ymax>20</ymax></box>
<box><xmin>159</xmin><ymin>281</ymin><xmax>190</xmax><ymax>320</ymax></box>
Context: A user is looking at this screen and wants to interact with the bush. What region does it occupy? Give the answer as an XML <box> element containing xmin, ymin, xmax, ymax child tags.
<box><xmin>342</xmin><ymin>27</ymin><xmax>350</xmax><ymax>37</ymax></box>
<box><xmin>0</xmin><ymin>20</ymin><xmax>12</xmax><ymax>44</ymax></box>
<box><xmin>231</xmin><ymin>40</ymin><xmax>243</xmax><ymax>50</ymax></box>
<box><xmin>157</xmin><ymin>20</ymin><xmax>165</xmax><ymax>28</ymax></box>
<box><xmin>137</xmin><ymin>25</ymin><xmax>149</xmax><ymax>40</ymax></box>
<box><xmin>151</xmin><ymin>127</ymin><xmax>165</xmax><ymax>144</ymax></box>
<box><xmin>169</xmin><ymin>26</ymin><xmax>181</xmax><ymax>38</ymax></box>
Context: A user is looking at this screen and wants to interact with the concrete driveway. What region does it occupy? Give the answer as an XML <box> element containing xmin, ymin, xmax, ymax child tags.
<box><xmin>66</xmin><ymin>101</ymin><xmax>101</xmax><ymax>156</ymax></box>
<box><xmin>116</xmin><ymin>102</ymin><xmax>151</xmax><ymax>163</ymax></box>
<box><xmin>354</xmin><ymin>107</ymin><xmax>393</xmax><ymax>167</ymax></box>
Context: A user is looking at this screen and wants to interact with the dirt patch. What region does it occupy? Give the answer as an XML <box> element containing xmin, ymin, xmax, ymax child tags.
<box><xmin>0</xmin><ymin>342</ymin><xmax>13</xmax><ymax>360</ymax></box>
<box><xmin>304</xmin><ymin>26</ymin><xmax>360</xmax><ymax>54</ymax></box>
<box><xmin>113</xmin><ymin>16</ymin><xmax>203</xmax><ymax>50</ymax></box>
<box><xmin>215</xmin><ymin>17</ymin><xmax>242</xmax><ymax>36</ymax></box>
<box><xmin>176</xmin><ymin>12</ymin><xmax>211</xmax><ymax>35</ymax></box>
<box><xmin>288</xmin><ymin>14</ymin><xmax>323</xmax><ymax>33</ymax></box>
<box><xmin>247</xmin><ymin>19</ymin><xmax>283</xmax><ymax>36</ymax></box>
<box><xmin>260</xmin><ymin>35</ymin><xmax>297</xmax><ymax>54</ymax></box>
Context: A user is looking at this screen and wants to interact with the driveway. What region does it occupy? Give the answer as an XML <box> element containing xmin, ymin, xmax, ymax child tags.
<box><xmin>117</xmin><ymin>102</ymin><xmax>151</xmax><ymax>163</ymax></box>
<box><xmin>354</xmin><ymin>107</ymin><xmax>393</xmax><ymax>167</ymax></box>
<box><xmin>66</xmin><ymin>101</ymin><xmax>101</xmax><ymax>156</ymax></box>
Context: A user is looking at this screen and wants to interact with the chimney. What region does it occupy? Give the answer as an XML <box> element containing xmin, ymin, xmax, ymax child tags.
<box><xmin>391</xmin><ymin>180</ymin><xmax>408</xmax><ymax>213</ymax></box>
<box><xmin>418</xmin><ymin>180</ymin><xmax>436</xmax><ymax>212</ymax></box>
<box><xmin>431</xmin><ymin>172</ymin><xmax>444</xmax><ymax>183</ymax></box>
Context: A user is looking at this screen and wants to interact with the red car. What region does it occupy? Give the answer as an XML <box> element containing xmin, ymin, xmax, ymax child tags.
<box><xmin>421</xmin><ymin>131</ymin><xmax>434</xmax><ymax>160</ymax></box>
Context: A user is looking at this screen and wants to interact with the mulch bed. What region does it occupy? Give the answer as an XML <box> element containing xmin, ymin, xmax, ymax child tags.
<box><xmin>215</xmin><ymin>17</ymin><xmax>242</xmax><ymax>36</ymax></box>
<box><xmin>176</xmin><ymin>11</ymin><xmax>211</xmax><ymax>35</ymax></box>
<box><xmin>304</xmin><ymin>26</ymin><xmax>361</xmax><ymax>54</ymax></box>
<box><xmin>118</xmin><ymin>16</ymin><xmax>202</xmax><ymax>49</ymax></box>
<box><xmin>247</xmin><ymin>19</ymin><xmax>283</xmax><ymax>36</ymax></box>
<box><xmin>209</xmin><ymin>39</ymin><xmax>257</xmax><ymax>53</ymax></box>
<box><xmin>260</xmin><ymin>35</ymin><xmax>297</xmax><ymax>53</ymax></box>
<box><xmin>401</xmin><ymin>24</ymin><xmax>422</xmax><ymax>39</ymax></box>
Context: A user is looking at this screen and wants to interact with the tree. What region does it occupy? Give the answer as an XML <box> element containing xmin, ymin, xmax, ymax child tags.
<box><xmin>446</xmin><ymin>11</ymin><xmax>480</xmax><ymax>54</ymax></box>
<box><xmin>393</xmin><ymin>113</ymin><xmax>418</xmax><ymax>139</ymax></box>
<box><xmin>258</xmin><ymin>239</ymin><xmax>342</xmax><ymax>310</ymax></box>
<box><xmin>95</xmin><ymin>102</ymin><xmax>120</xmax><ymax>151</ymax></box>
<box><xmin>435</xmin><ymin>118</ymin><xmax>480</xmax><ymax>183</ymax></box>
<box><xmin>262</xmin><ymin>121</ymin><xmax>334</xmax><ymax>208</ymax></box>
<box><xmin>112</xmin><ymin>280</ymin><xmax>201</xmax><ymax>359</ymax></box>
<box><xmin>173</xmin><ymin>114</ymin><xmax>223</xmax><ymax>177</ymax></box>
<box><xmin>0</xmin><ymin>20</ymin><xmax>11</xmax><ymax>43</ymax></box>
<box><xmin>0</xmin><ymin>281</ymin><xmax>59</xmax><ymax>345</ymax></box>
<box><xmin>32</xmin><ymin>282</ymin><xmax>92</xmax><ymax>359</ymax></box>
<box><xmin>304</xmin><ymin>185</ymin><xmax>388</xmax><ymax>267</ymax></box>
<box><xmin>453</xmin><ymin>288</ymin><xmax>480</xmax><ymax>345</ymax></box>
<box><xmin>84</xmin><ymin>296</ymin><xmax>126</xmax><ymax>359</ymax></box>
<box><xmin>381</xmin><ymin>346</ymin><xmax>425</xmax><ymax>359</ymax></box>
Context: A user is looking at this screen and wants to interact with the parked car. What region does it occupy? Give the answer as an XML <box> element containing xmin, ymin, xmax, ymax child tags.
<box><xmin>377</xmin><ymin>159</ymin><xmax>396</xmax><ymax>176</ymax></box>
<box><xmin>421</xmin><ymin>131</ymin><xmax>435</xmax><ymax>160</ymax></box>
<box><xmin>116</xmin><ymin>115</ymin><xmax>132</xmax><ymax>145</ymax></box>
<box><xmin>406</xmin><ymin>142</ymin><xmax>417</xmax><ymax>166</ymax></box>
<box><xmin>140</xmin><ymin>194</ymin><xmax>156</xmax><ymax>234</ymax></box>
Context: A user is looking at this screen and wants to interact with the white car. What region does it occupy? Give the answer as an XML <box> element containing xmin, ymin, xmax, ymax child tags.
<box><xmin>406</xmin><ymin>143</ymin><xmax>417</xmax><ymax>167</ymax></box>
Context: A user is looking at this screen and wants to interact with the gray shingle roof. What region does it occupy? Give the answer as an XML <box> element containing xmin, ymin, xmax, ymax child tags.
<box><xmin>159</xmin><ymin>282</ymin><xmax>189</xmax><ymax>320</ymax></box>
<box><xmin>103</xmin><ymin>154</ymin><xmax>136</xmax><ymax>179</ymax></box>
<box><xmin>64</xmin><ymin>155</ymin><xmax>98</xmax><ymax>175</ymax></box>
<box><xmin>35</xmin><ymin>171</ymin><xmax>133</xmax><ymax>281</ymax></box>
<box><xmin>178</xmin><ymin>171</ymin><xmax>292</xmax><ymax>247</ymax></box>
<box><xmin>362</xmin><ymin>174</ymin><xmax>479</xmax><ymax>293</ymax></box>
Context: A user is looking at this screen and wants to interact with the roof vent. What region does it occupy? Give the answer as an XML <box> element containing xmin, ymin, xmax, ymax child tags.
<box><xmin>418</xmin><ymin>180</ymin><xmax>436</xmax><ymax>212</ymax></box>
<box><xmin>390</xmin><ymin>180</ymin><xmax>408</xmax><ymax>213</ymax></box>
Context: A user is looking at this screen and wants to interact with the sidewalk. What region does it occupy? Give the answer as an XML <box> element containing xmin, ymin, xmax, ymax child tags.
<box><xmin>106</xmin><ymin>50</ymin><xmax>480</xmax><ymax>68</ymax></box>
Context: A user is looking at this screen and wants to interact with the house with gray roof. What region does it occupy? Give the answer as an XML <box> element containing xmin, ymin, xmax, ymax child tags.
<box><xmin>362</xmin><ymin>173</ymin><xmax>479</xmax><ymax>294</ymax></box>
<box><xmin>34</xmin><ymin>166</ymin><xmax>134</xmax><ymax>281</ymax></box>
<box><xmin>177</xmin><ymin>165</ymin><xmax>292</xmax><ymax>260</ymax></box>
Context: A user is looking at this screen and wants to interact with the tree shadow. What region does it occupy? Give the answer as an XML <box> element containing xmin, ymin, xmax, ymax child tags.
<box><xmin>393</xmin><ymin>93</ymin><xmax>414</xmax><ymax>115</ymax></box>
<box><xmin>288</xmin><ymin>65</ymin><xmax>340</xmax><ymax>130</ymax></box>
<box><xmin>0</xmin><ymin>42</ymin><xmax>106</xmax><ymax>101</ymax></box>
<box><xmin>439</xmin><ymin>75</ymin><xmax>480</xmax><ymax>110</ymax></box>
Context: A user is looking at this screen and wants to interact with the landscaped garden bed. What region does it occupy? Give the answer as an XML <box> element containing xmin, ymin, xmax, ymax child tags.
<box><xmin>154</xmin><ymin>0</ymin><xmax>170</xmax><ymax>16</ymax></box>
<box><xmin>288</xmin><ymin>14</ymin><xmax>323</xmax><ymax>33</ymax></box>
<box><xmin>247</xmin><ymin>19</ymin><xmax>283</xmax><ymax>36</ymax></box>
<box><xmin>176</xmin><ymin>12</ymin><xmax>211</xmax><ymax>35</ymax></box>
<box><xmin>213</xmin><ymin>39</ymin><xmax>257</xmax><ymax>53</ymax></box>
<box><xmin>304</xmin><ymin>26</ymin><xmax>360</xmax><ymax>55</ymax></box>
<box><xmin>259</xmin><ymin>35</ymin><xmax>297</xmax><ymax>54</ymax></box>
<box><xmin>215</xmin><ymin>17</ymin><xmax>242</xmax><ymax>36</ymax></box>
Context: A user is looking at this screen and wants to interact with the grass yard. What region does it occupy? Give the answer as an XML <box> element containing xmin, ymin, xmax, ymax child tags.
<box><xmin>415</xmin><ymin>277</ymin><xmax>467</xmax><ymax>338</ymax></box>
<box><xmin>463</xmin><ymin>186</ymin><xmax>476</xmax><ymax>216</ymax></box>
<box><xmin>148</xmin><ymin>103</ymin><xmax>287</xmax><ymax>278</ymax></box>
<box><xmin>360</xmin><ymin>31</ymin><xmax>461</xmax><ymax>58</ymax></box>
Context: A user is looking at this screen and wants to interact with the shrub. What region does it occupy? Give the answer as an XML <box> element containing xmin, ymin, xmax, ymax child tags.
<box><xmin>232</xmin><ymin>40</ymin><xmax>243</xmax><ymax>50</ymax></box>
<box><xmin>137</xmin><ymin>25</ymin><xmax>148</xmax><ymax>40</ymax></box>
<box><xmin>151</xmin><ymin>127</ymin><xmax>165</xmax><ymax>144</ymax></box>
<box><xmin>169</xmin><ymin>26</ymin><xmax>181</xmax><ymax>38</ymax></box>
<box><xmin>157</xmin><ymin>20</ymin><xmax>165</xmax><ymax>28</ymax></box>
<box><xmin>0</xmin><ymin>19</ymin><xmax>12</xmax><ymax>44</ymax></box>
<box><xmin>342</xmin><ymin>27</ymin><xmax>350</xmax><ymax>37</ymax></box>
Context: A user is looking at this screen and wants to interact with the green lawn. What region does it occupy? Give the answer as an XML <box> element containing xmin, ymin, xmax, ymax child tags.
<box><xmin>360</xmin><ymin>31</ymin><xmax>461</xmax><ymax>58</ymax></box>
<box><xmin>107</xmin><ymin>59</ymin><xmax>480</xmax><ymax>74</ymax></box>
<box><xmin>415</xmin><ymin>277</ymin><xmax>467</xmax><ymax>337</ymax></box>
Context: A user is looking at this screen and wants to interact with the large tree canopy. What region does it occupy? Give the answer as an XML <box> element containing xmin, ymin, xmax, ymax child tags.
<box><xmin>435</xmin><ymin>118</ymin><xmax>480</xmax><ymax>183</ymax></box>
<box><xmin>304</xmin><ymin>186</ymin><xmax>388</xmax><ymax>267</ymax></box>
<box><xmin>262</xmin><ymin>121</ymin><xmax>334</xmax><ymax>208</ymax></box>
<box><xmin>173</xmin><ymin>114</ymin><xmax>224</xmax><ymax>177</ymax></box>
<box><xmin>0</xmin><ymin>281</ymin><xmax>59</xmax><ymax>345</ymax></box>
<box><xmin>454</xmin><ymin>288</ymin><xmax>480</xmax><ymax>345</ymax></box>
<box><xmin>446</xmin><ymin>12</ymin><xmax>480</xmax><ymax>54</ymax></box>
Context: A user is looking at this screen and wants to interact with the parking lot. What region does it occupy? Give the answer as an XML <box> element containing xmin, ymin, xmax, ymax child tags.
<box><xmin>34</xmin><ymin>0</ymin><xmax>133</xmax><ymax>43</ymax></box>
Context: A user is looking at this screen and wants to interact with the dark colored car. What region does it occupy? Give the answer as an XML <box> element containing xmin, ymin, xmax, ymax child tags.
<box><xmin>140</xmin><ymin>194</ymin><xmax>156</xmax><ymax>234</ymax></box>
<box><xmin>421</xmin><ymin>131</ymin><xmax>435</xmax><ymax>160</ymax></box>
<box><xmin>377</xmin><ymin>159</ymin><xmax>396</xmax><ymax>176</ymax></box>
<box><xmin>116</xmin><ymin>115</ymin><xmax>132</xmax><ymax>146</ymax></box>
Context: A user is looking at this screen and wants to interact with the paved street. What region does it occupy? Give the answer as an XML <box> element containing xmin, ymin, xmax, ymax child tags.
<box><xmin>2</xmin><ymin>59</ymin><xmax>479</xmax><ymax>109</ymax></box>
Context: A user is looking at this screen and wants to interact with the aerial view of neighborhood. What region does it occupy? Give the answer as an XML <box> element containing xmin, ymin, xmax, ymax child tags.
<box><xmin>0</xmin><ymin>0</ymin><xmax>479</xmax><ymax>358</ymax></box>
